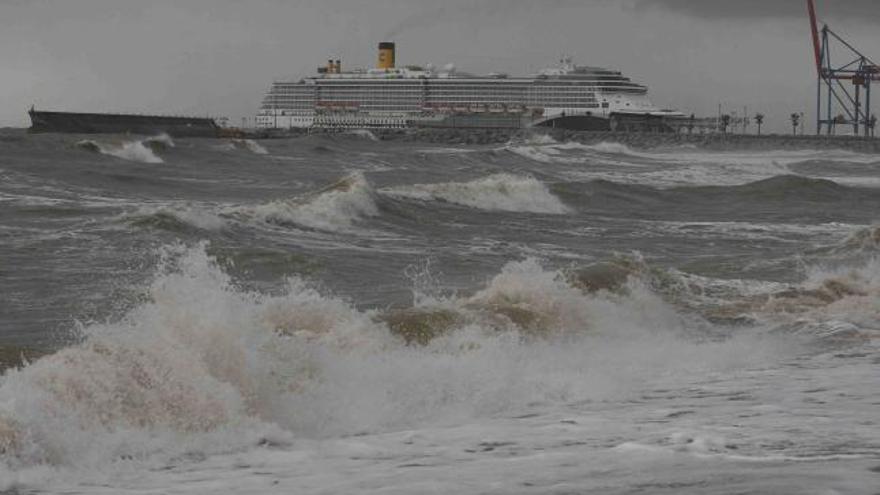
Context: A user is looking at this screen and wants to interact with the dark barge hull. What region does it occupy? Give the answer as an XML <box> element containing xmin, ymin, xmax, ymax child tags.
<box><xmin>28</xmin><ymin>110</ymin><xmax>219</xmax><ymax>137</ymax></box>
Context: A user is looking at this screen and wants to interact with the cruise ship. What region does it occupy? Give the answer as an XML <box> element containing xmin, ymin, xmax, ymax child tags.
<box><xmin>256</xmin><ymin>42</ymin><xmax>683</xmax><ymax>132</ymax></box>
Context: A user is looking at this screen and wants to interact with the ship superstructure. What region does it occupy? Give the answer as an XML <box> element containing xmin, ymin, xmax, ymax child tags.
<box><xmin>257</xmin><ymin>43</ymin><xmax>681</xmax><ymax>131</ymax></box>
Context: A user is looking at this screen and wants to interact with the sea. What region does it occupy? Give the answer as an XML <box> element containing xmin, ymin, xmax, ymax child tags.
<box><xmin>0</xmin><ymin>129</ymin><xmax>878</xmax><ymax>494</ymax></box>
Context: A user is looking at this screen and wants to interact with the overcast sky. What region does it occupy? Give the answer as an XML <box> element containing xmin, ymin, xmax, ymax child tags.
<box><xmin>2</xmin><ymin>0</ymin><xmax>878</xmax><ymax>131</ymax></box>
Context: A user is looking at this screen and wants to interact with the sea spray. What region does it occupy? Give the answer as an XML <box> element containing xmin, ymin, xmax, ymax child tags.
<box><xmin>0</xmin><ymin>244</ymin><xmax>789</xmax><ymax>471</ymax></box>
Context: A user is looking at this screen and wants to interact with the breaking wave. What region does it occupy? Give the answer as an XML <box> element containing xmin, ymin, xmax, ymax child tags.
<box><xmin>642</xmin><ymin>251</ymin><xmax>880</xmax><ymax>343</ymax></box>
<box><xmin>75</xmin><ymin>135</ymin><xmax>171</xmax><ymax>164</ymax></box>
<box><xmin>383</xmin><ymin>174</ymin><xmax>569</xmax><ymax>214</ymax></box>
<box><xmin>0</xmin><ymin>244</ymin><xmax>789</xmax><ymax>474</ymax></box>
<box><xmin>698</xmin><ymin>259</ymin><xmax>880</xmax><ymax>344</ymax></box>
<box><xmin>238</xmin><ymin>172</ymin><xmax>379</xmax><ymax>232</ymax></box>
<box><xmin>143</xmin><ymin>134</ymin><xmax>175</xmax><ymax>151</ymax></box>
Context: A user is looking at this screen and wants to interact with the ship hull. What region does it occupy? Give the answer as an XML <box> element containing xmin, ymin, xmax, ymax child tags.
<box><xmin>28</xmin><ymin>111</ymin><xmax>219</xmax><ymax>138</ymax></box>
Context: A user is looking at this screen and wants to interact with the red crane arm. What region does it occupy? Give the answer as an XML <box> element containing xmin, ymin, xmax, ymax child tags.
<box><xmin>807</xmin><ymin>0</ymin><xmax>823</xmax><ymax>75</ymax></box>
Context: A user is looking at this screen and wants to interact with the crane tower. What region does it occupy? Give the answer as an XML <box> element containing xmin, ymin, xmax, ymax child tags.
<box><xmin>808</xmin><ymin>0</ymin><xmax>879</xmax><ymax>136</ymax></box>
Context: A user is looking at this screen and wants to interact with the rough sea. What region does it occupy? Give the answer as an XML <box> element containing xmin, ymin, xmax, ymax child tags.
<box><xmin>0</xmin><ymin>129</ymin><xmax>878</xmax><ymax>494</ymax></box>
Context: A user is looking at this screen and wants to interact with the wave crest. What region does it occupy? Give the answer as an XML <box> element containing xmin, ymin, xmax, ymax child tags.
<box><xmin>384</xmin><ymin>174</ymin><xmax>569</xmax><ymax>214</ymax></box>
<box><xmin>242</xmin><ymin>172</ymin><xmax>379</xmax><ymax>232</ymax></box>
<box><xmin>75</xmin><ymin>135</ymin><xmax>168</xmax><ymax>164</ymax></box>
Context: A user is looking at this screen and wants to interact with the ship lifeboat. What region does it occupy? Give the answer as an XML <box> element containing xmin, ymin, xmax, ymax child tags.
<box><xmin>453</xmin><ymin>105</ymin><xmax>469</xmax><ymax>113</ymax></box>
<box><xmin>470</xmin><ymin>104</ymin><xmax>487</xmax><ymax>113</ymax></box>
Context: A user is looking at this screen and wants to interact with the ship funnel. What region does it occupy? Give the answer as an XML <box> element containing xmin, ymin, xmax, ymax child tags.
<box><xmin>378</xmin><ymin>42</ymin><xmax>396</xmax><ymax>70</ymax></box>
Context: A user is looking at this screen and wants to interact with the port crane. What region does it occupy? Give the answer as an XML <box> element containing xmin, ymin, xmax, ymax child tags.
<box><xmin>808</xmin><ymin>0</ymin><xmax>879</xmax><ymax>136</ymax></box>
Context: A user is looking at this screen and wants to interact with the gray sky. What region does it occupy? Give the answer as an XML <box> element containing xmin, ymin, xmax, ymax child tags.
<box><xmin>2</xmin><ymin>0</ymin><xmax>878</xmax><ymax>131</ymax></box>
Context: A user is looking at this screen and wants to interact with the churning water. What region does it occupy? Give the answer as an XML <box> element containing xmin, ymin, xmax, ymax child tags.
<box><xmin>0</xmin><ymin>129</ymin><xmax>879</xmax><ymax>494</ymax></box>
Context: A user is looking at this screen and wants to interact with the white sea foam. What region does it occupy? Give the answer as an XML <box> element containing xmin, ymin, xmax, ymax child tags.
<box><xmin>383</xmin><ymin>174</ymin><xmax>569</xmax><ymax>214</ymax></box>
<box><xmin>240</xmin><ymin>172</ymin><xmax>379</xmax><ymax>231</ymax></box>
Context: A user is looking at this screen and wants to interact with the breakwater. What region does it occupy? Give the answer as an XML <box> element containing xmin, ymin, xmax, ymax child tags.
<box><xmin>369</xmin><ymin>128</ymin><xmax>880</xmax><ymax>152</ymax></box>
